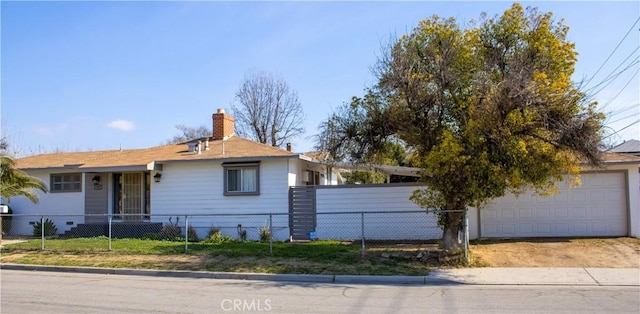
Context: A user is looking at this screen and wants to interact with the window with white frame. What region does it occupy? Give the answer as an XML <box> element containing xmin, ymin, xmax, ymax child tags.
<box><xmin>50</xmin><ymin>173</ymin><xmax>82</xmax><ymax>192</ymax></box>
<box><xmin>223</xmin><ymin>162</ymin><xmax>260</xmax><ymax>195</ymax></box>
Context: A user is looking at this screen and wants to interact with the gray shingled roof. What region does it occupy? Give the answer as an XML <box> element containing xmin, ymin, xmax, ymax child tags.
<box><xmin>610</xmin><ymin>139</ymin><xmax>640</xmax><ymax>154</ymax></box>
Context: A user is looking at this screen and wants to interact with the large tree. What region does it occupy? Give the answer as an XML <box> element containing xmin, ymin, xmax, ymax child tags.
<box><xmin>317</xmin><ymin>3</ymin><xmax>604</xmax><ymax>250</ymax></box>
<box><xmin>232</xmin><ymin>70</ymin><xmax>305</xmax><ymax>147</ymax></box>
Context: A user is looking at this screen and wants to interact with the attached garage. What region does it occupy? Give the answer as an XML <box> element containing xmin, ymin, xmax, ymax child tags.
<box><xmin>480</xmin><ymin>171</ymin><xmax>628</xmax><ymax>238</ymax></box>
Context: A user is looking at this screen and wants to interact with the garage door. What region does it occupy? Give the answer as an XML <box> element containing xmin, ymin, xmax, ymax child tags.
<box><xmin>481</xmin><ymin>172</ymin><xmax>628</xmax><ymax>238</ymax></box>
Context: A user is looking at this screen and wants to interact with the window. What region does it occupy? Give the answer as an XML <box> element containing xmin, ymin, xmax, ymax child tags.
<box><xmin>50</xmin><ymin>173</ymin><xmax>82</xmax><ymax>193</ymax></box>
<box><xmin>304</xmin><ymin>170</ymin><xmax>321</xmax><ymax>186</ymax></box>
<box><xmin>223</xmin><ymin>162</ymin><xmax>260</xmax><ymax>195</ymax></box>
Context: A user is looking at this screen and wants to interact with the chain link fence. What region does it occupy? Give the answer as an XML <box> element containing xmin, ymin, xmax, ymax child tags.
<box><xmin>1</xmin><ymin>210</ymin><xmax>468</xmax><ymax>259</ymax></box>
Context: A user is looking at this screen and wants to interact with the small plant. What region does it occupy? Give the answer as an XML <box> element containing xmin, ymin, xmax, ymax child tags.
<box><xmin>203</xmin><ymin>226</ymin><xmax>233</xmax><ymax>244</ymax></box>
<box><xmin>187</xmin><ymin>226</ymin><xmax>199</xmax><ymax>242</ymax></box>
<box><xmin>259</xmin><ymin>225</ymin><xmax>271</xmax><ymax>242</ymax></box>
<box><xmin>33</xmin><ymin>218</ymin><xmax>58</xmax><ymax>237</ymax></box>
<box><xmin>207</xmin><ymin>227</ymin><xmax>221</xmax><ymax>238</ymax></box>
<box><xmin>158</xmin><ymin>216</ymin><xmax>182</xmax><ymax>241</ymax></box>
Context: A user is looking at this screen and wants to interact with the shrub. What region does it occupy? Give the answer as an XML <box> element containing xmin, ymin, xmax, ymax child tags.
<box><xmin>259</xmin><ymin>225</ymin><xmax>271</xmax><ymax>242</ymax></box>
<box><xmin>203</xmin><ymin>227</ymin><xmax>233</xmax><ymax>244</ymax></box>
<box><xmin>33</xmin><ymin>218</ymin><xmax>58</xmax><ymax>237</ymax></box>
<box><xmin>157</xmin><ymin>216</ymin><xmax>182</xmax><ymax>241</ymax></box>
<box><xmin>207</xmin><ymin>227</ymin><xmax>221</xmax><ymax>238</ymax></box>
<box><xmin>186</xmin><ymin>226</ymin><xmax>199</xmax><ymax>242</ymax></box>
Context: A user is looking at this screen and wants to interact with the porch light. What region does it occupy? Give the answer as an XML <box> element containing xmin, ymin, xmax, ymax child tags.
<box><xmin>153</xmin><ymin>172</ymin><xmax>162</xmax><ymax>183</ymax></box>
<box><xmin>92</xmin><ymin>175</ymin><xmax>101</xmax><ymax>187</ymax></box>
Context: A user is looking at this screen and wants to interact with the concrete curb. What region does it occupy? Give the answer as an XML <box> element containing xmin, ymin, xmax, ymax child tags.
<box><xmin>0</xmin><ymin>264</ymin><xmax>425</xmax><ymax>285</ymax></box>
<box><xmin>334</xmin><ymin>275</ymin><xmax>427</xmax><ymax>285</ymax></box>
<box><xmin>3</xmin><ymin>264</ymin><xmax>638</xmax><ymax>286</ymax></box>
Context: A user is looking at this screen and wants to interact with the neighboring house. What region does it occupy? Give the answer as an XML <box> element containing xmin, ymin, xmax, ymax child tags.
<box><xmin>609</xmin><ymin>139</ymin><xmax>640</xmax><ymax>157</ymax></box>
<box><xmin>10</xmin><ymin>109</ymin><xmax>336</xmax><ymax>238</ymax></box>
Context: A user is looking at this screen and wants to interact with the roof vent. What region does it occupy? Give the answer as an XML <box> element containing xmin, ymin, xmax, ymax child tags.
<box><xmin>187</xmin><ymin>142</ymin><xmax>198</xmax><ymax>152</ymax></box>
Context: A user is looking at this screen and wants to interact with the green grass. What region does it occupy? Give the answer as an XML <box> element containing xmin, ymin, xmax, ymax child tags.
<box><xmin>0</xmin><ymin>238</ymin><xmax>433</xmax><ymax>275</ymax></box>
<box><xmin>3</xmin><ymin>238</ymin><xmax>357</xmax><ymax>260</ymax></box>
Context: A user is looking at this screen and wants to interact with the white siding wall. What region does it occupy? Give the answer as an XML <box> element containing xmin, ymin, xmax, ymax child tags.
<box><xmin>151</xmin><ymin>159</ymin><xmax>293</xmax><ymax>240</ymax></box>
<box><xmin>315</xmin><ymin>184</ymin><xmax>442</xmax><ymax>240</ymax></box>
<box><xmin>288</xmin><ymin>159</ymin><xmax>301</xmax><ymax>187</ymax></box>
<box><xmin>8</xmin><ymin>170</ymin><xmax>85</xmax><ymax>235</ymax></box>
<box><xmin>313</xmin><ymin>163</ymin><xmax>640</xmax><ymax>240</ymax></box>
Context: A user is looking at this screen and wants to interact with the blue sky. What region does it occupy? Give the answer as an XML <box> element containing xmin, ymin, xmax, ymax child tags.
<box><xmin>2</xmin><ymin>1</ymin><xmax>638</xmax><ymax>157</ymax></box>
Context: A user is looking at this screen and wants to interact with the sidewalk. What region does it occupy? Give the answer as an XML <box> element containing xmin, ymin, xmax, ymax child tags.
<box><xmin>1</xmin><ymin>263</ymin><xmax>638</xmax><ymax>286</ymax></box>
<box><xmin>427</xmin><ymin>267</ymin><xmax>640</xmax><ymax>286</ymax></box>
<box><xmin>0</xmin><ymin>239</ymin><xmax>27</xmax><ymax>248</ymax></box>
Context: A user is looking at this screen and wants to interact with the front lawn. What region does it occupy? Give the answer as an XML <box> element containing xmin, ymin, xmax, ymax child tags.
<box><xmin>0</xmin><ymin>237</ymin><xmax>437</xmax><ymax>275</ymax></box>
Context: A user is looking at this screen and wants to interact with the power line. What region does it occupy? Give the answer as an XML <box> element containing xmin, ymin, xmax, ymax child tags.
<box><xmin>586</xmin><ymin>46</ymin><xmax>639</xmax><ymax>93</ymax></box>
<box><xmin>607</xmin><ymin>103</ymin><xmax>640</xmax><ymax>119</ymax></box>
<box><xmin>585</xmin><ymin>16</ymin><xmax>640</xmax><ymax>88</ymax></box>
<box><xmin>603</xmin><ymin>118</ymin><xmax>640</xmax><ymax>140</ymax></box>
<box><xmin>600</xmin><ymin>67</ymin><xmax>640</xmax><ymax>110</ymax></box>
<box><xmin>588</xmin><ymin>58</ymin><xmax>640</xmax><ymax>96</ymax></box>
<box><xmin>608</xmin><ymin>112</ymin><xmax>639</xmax><ymax>125</ymax></box>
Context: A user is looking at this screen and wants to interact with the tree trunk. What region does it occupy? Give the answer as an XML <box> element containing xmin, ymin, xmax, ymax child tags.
<box><xmin>441</xmin><ymin>210</ymin><xmax>464</xmax><ymax>250</ymax></box>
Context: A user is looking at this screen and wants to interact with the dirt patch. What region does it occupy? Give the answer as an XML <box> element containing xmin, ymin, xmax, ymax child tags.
<box><xmin>470</xmin><ymin>237</ymin><xmax>640</xmax><ymax>268</ymax></box>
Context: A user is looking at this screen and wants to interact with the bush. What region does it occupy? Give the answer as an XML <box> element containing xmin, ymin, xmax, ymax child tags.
<box><xmin>186</xmin><ymin>226</ymin><xmax>199</xmax><ymax>242</ymax></box>
<box><xmin>203</xmin><ymin>227</ymin><xmax>233</xmax><ymax>244</ymax></box>
<box><xmin>207</xmin><ymin>227</ymin><xmax>221</xmax><ymax>238</ymax></box>
<box><xmin>154</xmin><ymin>216</ymin><xmax>182</xmax><ymax>241</ymax></box>
<box><xmin>259</xmin><ymin>225</ymin><xmax>271</xmax><ymax>242</ymax></box>
<box><xmin>33</xmin><ymin>218</ymin><xmax>58</xmax><ymax>237</ymax></box>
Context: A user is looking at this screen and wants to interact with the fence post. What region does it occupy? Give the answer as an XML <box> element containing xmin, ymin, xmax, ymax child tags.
<box><xmin>269</xmin><ymin>214</ymin><xmax>273</xmax><ymax>254</ymax></box>
<box><xmin>40</xmin><ymin>216</ymin><xmax>45</xmax><ymax>251</ymax></box>
<box><xmin>108</xmin><ymin>214</ymin><xmax>112</xmax><ymax>251</ymax></box>
<box><xmin>361</xmin><ymin>212</ymin><xmax>365</xmax><ymax>258</ymax></box>
<box><xmin>184</xmin><ymin>215</ymin><xmax>189</xmax><ymax>253</ymax></box>
<box><xmin>463</xmin><ymin>209</ymin><xmax>469</xmax><ymax>264</ymax></box>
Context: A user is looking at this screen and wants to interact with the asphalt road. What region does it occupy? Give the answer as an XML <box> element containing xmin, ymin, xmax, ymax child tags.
<box><xmin>1</xmin><ymin>270</ymin><xmax>639</xmax><ymax>313</ymax></box>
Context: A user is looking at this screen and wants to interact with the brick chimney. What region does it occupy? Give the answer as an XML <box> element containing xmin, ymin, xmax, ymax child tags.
<box><xmin>212</xmin><ymin>108</ymin><xmax>235</xmax><ymax>140</ymax></box>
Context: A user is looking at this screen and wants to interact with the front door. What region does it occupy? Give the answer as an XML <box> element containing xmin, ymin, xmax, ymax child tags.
<box><xmin>122</xmin><ymin>172</ymin><xmax>143</xmax><ymax>221</ymax></box>
<box><xmin>113</xmin><ymin>172</ymin><xmax>147</xmax><ymax>221</ymax></box>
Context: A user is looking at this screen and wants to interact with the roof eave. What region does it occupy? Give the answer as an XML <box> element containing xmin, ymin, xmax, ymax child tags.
<box><xmin>155</xmin><ymin>154</ymin><xmax>300</xmax><ymax>165</ymax></box>
<box><xmin>20</xmin><ymin>165</ymin><xmax>149</xmax><ymax>172</ymax></box>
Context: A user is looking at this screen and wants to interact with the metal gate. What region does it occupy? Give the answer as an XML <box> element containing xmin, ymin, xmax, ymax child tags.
<box><xmin>288</xmin><ymin>186</ymin><xmax>317</xmax><ymax>240</ymax></box>
<box><xmin>122</xmin><ymin>172</ymin><xmax>143</xmax><ymax>221</ymax></box>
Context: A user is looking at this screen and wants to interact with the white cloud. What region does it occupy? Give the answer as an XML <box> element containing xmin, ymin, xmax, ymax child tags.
<box><xmin>107</xmin><ymin>119</ymin><xmax>135</xmax><ymax>131</ymax></box>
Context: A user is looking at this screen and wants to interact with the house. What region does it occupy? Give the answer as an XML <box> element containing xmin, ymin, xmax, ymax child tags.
<box><xmin>10</xmin><ymin>110</ymin><xmax>640</xmax><ymax>241</ymax></box>
<box><xmin>609</xmin><ymin>139</ymin><xmax>640</xmax><ymax>157</ymax></box>
<box><xmin>9</xmin><ymin>109</ymin><xmax>335</xmax><ymax>239</ymax></box>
